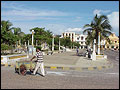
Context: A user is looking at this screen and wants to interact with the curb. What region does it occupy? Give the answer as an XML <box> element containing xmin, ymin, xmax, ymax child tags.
<box><xmin>1</xmin><ymin>63</ymin><xmax>113</xmax><ymax>71</ymax></box>
<box><xmin>44</xmin><ymin>64</ymin><xmax>113</xmax><ymax>71</ymax></box>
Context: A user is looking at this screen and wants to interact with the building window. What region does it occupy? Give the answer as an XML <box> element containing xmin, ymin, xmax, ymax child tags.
<box><xmin>81</xmin><ymin>42</ymin><xmax>83</xmax><ymax>44</ymax></box>
<box><xmin>77</xmin><ymin>37</ymin><xmax>79</xmax><ymax>40</ymax></box>
<box><xmin>69</xmin><ymin>33</ymin><xmax>71</xmax><ymax>37</ymax></box>
<box><xmin>66</xmin><ymin>33</ymin><xmax>68</xmax><ymax>37</ymax></box>
<box><xmin>81</xmin><ymin>36</ymin><xmax>84</xmax><ymax>40</ymax></box>
<box><xmin>72</xmin><ymin>33</ymin><xmax>74</xmax><ymax>37</ymax></box>
<box><xmin>115</xmin><ymin>41</ymin><xmax>117</xmax><ymax>43</ymax></box>
<box><xmin>111</xmin><ymin>46</ymin><xmax>114</xmax><ymax>48</ymax></box>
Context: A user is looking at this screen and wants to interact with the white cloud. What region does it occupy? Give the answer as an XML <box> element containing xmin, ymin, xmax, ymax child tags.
<box><xmin>1</xmin><ymin>2</ymin><xmax>68</xmax><ymax>17</ymax></box>
<box><xmin>93</xmin><ymin>9</ymin><xmax>119</xmax><ymax>36</ymax></box>
<box><xmin>2</xmin><ymin>9</ymin><xmax>68</xmax><ymax>17</ymax></box>
<box><xmin>107</xmin><ymin>12</ymin><xmax>119</xmax><ymax>36</ymax></box>
<box><xmin>1</xmin><ymin>1</ymin><xmax>69</xmax><ymax>22</ymax></box>
<box><xmin>74</xmin><ymin>17</ymin><xmax>82</xmax><ymax>22</ymax></box>
<box><xmin>1</xmin><ymin>16</ymin><xmax>59</xmax><ymax>21</ymax></box>
<box><xmin>93</xmin><ymin>9</ymin><xmax>111</xmax><ymax>16</ymax></box>
<box><xmin>45</xmin><ymin>24</ymin><xmax>68</xmax><ymax>35</ymax></box>
<box><xmin>66</xmin><ymin>28</ymin><xmax>83</xmax><ymax>32</ymax></box>
<box><xmin>93</xmin><ymin>9</ymin><xmax>101</xmax><ymax>16</ymax></box>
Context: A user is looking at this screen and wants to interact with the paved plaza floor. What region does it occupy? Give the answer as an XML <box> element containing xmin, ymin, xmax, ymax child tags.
<box><xmin>4</xmin><ymin>49</ymin><xmax>113</xmax><ymax>71</ymax></box>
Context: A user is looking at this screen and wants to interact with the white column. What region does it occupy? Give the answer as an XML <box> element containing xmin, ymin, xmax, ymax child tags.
<box><xmin>92</xmin><ymin>39</ymin><xmax>96</xmax><ymax>61</ymax></box>
<box><xmin>36</xmin><ymin>40</ymin><xmax>38</xmax><ymax>46</ymax></box>
<box><xmin>25</xmin><ymin>42</ymin><xmax>26</xmax><ymax>46</ymax></box>
<box><xmin>59</xmin><ymin>38</ymin><xmax>60</xmax><ymax>51</ymax></box>
<box><xmin>98</xmin><ymin>32</ymin><xmax>100</xmax><ymax>55</ymax></box>
<box><xmin>16</xmin><ymin>41</ymin><xmax>18</xmax><ymax>47</ymax></box>
<box><xmin>32</xmin><ymin>30</ymin><xmax>34</xmax><ymax>46</ymax></box>
<box><xmin>52</xmin><ymin>34</ymin><xmax>54</xmax><ymax>51</ymax></box>
<box><xmin>19</xmin><ymin>40</ymin><xmax>20</xmax><ymax>45</ymax></box>
<box><xmin>28</xmin><ymin>40</ymin><xmax>29</xmax><ymax>46</ymax></box>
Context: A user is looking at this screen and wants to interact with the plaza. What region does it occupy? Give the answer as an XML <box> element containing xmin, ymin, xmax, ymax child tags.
<box><xmin>1</xmin><ymin>1</ymin><xmax>119</xmax><ymax>89</ymax></box>
<box><xmin>1</xmin><ymin>49</ymin><xmax>119</xmax><ymax>89</ymax></box>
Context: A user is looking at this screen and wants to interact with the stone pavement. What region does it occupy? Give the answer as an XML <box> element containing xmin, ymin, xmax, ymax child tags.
<box><xmin>2</xmin><ymin>50</ymin><xmax>113</xmax><ymax>71</ymax></box>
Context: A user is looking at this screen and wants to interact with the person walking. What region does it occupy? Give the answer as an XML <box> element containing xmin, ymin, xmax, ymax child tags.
<box><xmin>76</xmin><ymin>47</ymin><xmax>79</xmax><ymax>56</ymax></box>
<box><xmin>31</xmin><ymin>47</ymin><xmax>45</xmax><ymax>77</ymax></box>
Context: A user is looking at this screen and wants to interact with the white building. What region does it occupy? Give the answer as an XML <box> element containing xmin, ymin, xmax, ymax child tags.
<box><xmin>75</xmin><ymin>34</ymin><xmax>88</xmax><ymax>49</ymax></box>
<box><xmin>62</xmin><ymin>32</ymin><xmax>76</xmax><ymax>42</ymax></box>
<box><xmin>62</xmin><ymin>32</ymin><xmax>88</xmax><ymax>49</ymax></box>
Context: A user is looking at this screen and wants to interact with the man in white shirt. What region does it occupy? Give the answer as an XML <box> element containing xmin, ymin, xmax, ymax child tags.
<box><xmin>31</xmin><ymin>47</ymin><xmax>45</xmax><ymax>77</ymax></box>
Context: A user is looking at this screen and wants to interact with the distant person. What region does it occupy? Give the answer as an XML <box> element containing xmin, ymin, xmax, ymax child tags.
<box><xmin>31</xmin><ymin>47</ymin><xmax>45</xmax><ymax>77</ymax></box>
<box><xmin>88</xmin><ymin>48</ymin><xmax>92</xmax><ymax>58</ymax></box>
<box><xmin>76</xmin><ymin>47</ymin><xmax>79</xmax><ymax>56</ymax></box>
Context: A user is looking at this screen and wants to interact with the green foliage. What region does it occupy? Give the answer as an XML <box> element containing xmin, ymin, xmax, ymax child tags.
<box><xmin>72</xmin><ymin>42</ymin><xmax>80</xmax><ymax>48</ymax></box>
<box><xmin>83</xmin><ymin>14</ymin><xmax>112</xmax><ymax>46</ymax></box>
<box><xmin>1</xmin><ymin>20</ymin><xmax>80</xmax><ymax>50</ymax></box>
<box><xmin>60</xmin><ymin>37</ymin><xmax>80</xmax><ymax>48</ymax></box>
<box><xmin>1</xmin><ymin>44</ymin><xmax>12</xmax><ymax>50</ymax></box>
<box><xmin>30</xmin><ymin>27</ymin><xmax>53</xmax><ymax>46</ymax></box>
<box><xmin>1</xmin><ymin>20</ymin><xmax>25</xmax><ymax>46</ymax></box>
<box><xmin>54</xmin><ymin>45</ymin><xmax>59</xmax><ymax>50</ymax></box>
<box><xmin>34</xmin><ymin>46</ymin><xmax>42</xmax><ymax>50</ymax></box>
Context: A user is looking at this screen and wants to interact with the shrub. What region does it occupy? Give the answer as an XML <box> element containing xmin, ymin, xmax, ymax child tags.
<box><xmin>34</xmin><ymin>46</ymin><xmax>42</xmax><ymax>50</ymax></box>
<box><xmin>54</xmin><ymin>45</ymin><xmax>59</xmax><ymax>50</ymax></box>
<box><xmin>1</xmin><ymin>44</ymin><xmax>12</xmax><ymax>50</ymax></box>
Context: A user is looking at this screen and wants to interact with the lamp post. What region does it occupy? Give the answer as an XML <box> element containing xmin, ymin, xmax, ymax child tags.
<box><xmin>31</xmin><ymin>30</ymin><xmax>34</xmax><ymax>55</ymax></box>
<box><xmin>32</xmin><ymin>30</ymin><xmax>34</xmax><ymax>46</ymax></box>
<box><xmin>52</xmin><ymin>34</ymin><xmax>54</xmax><ymax>51</ymax></box>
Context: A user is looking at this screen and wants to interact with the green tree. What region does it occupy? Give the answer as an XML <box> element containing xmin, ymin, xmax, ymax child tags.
<box><xmin>1</xmin><ymin>20</ymin><xmax>15</xmax><ymax>45</ymax></box>
<box><xmin>83</xmin><ymin>14</ymin><xmax>112</xmax><ymax>48</ymax></box>
<box><xmin>30</xmin><ymin>27</ymin><xmax>53</xmax><ymax>45</ymax></box>
<box><xmin>12</xmin><ymin>27</ymin><xmax>25</xmax><ymax>45</ymax></box>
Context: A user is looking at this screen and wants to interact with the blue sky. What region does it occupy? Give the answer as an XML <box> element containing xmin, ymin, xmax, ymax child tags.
<box><xmin>1</xmin><ymin>1</ymin><xmax>119</xmax><ymax>36</ymax></box>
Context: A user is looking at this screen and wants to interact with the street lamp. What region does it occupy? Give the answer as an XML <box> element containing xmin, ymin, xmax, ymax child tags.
<box><xmin>31</xmin><ymin>30</ymin><xmax>34</xmax><ymax>55</ymax></box>
<box><xmin>32</xmin><ymin>30</ymin><xmax>34</xmax><ymax>46</ymax></box>
<box><xmin>52</xmin><ymin>34</ymin><xmax>54</xmax><ymax>51</ymax></box>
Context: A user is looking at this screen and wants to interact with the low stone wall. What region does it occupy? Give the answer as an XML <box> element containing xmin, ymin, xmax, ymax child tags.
<box><xmin>96</xmin><ymin>55</ymin><xmax>107</xmax><ymax>59</ymax></box>
<box><xmin>1</xmin><ymin>54</ymin><xmax>28</xmax><ymax>64</ymax></box>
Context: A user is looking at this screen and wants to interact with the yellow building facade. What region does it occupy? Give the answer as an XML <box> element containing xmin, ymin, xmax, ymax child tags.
<box><xmin>105</xmin><ymin>33</ymin><xmax>119</xmax><ymax>50</ymax></box>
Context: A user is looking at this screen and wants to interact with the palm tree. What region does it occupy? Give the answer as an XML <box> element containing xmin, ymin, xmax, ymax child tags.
<box><xmin>83</xmin><ymin>14</ymin><xmax>112</xmax><ymax>54</ymax></box>
<box><xmin>12</xmin><ymin>27</ymin><xmax>25</xmax><ymax>46</ymax></box>
<box><xmin>12</xmin><ymin>27</ymin><xmax>21</xmax><ymax>35</ymax></box>
<box><xmin>1</xmin><ymin>20</ymin><xmax>14</xmax><ymax>45</ymax></box>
